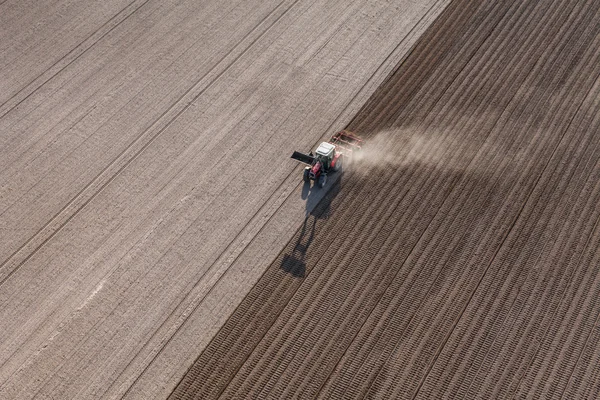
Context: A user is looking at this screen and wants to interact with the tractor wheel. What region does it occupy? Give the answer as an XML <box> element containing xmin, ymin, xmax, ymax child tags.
<box><xmin>303</xmin><ymin>168</ymin><xmax>310</xmax><ymax>182</ymax></box>
<box><xmin>333</xmin><ymin>156</ymin><xmax>343</xmax><ymax>172</ymax></box>
<box><xmin>318</xmin><ymin>174</ymin><xmax>327</xmax><ymax>188</ymax></box>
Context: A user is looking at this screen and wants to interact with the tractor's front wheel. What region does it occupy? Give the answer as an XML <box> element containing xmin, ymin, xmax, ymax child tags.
<box><xmin>303</xmin><ymin>168</ymin><xmax>310</xmax><ymax>183</ymax></box>
<box><xmin>318</xmin><ymin>174</ymin><xmax>327</xmax><ymax>188</ymax></box>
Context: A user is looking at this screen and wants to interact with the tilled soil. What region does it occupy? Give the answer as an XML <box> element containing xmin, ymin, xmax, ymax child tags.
<box><xmin>171</xmin><ymin>0</ymin><xmax>600</xmax><ymax>398</ymax></box>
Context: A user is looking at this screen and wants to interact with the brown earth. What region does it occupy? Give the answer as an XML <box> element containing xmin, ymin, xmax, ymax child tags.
<box><xmin>0</xmin><ymin>0</ymin><xmax>450</xmax><ymax>399</ymax></box>
<box><xmin>170</xmin><ymin>0</ymin><xmax>600</xmax><ymax>398</ymax></box>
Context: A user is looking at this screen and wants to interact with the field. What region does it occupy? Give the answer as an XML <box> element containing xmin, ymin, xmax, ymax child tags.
<box><xmin>2</xmin><ymin>0</ymin><xmax>600</xmax><ymax>398</ymax></box>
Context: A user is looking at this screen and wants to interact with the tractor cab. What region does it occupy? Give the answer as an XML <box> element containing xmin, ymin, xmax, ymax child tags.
<box><xmin>315</xmin><ymin>142</ymin><xmax>336</xmax><ymax>171</ymax></box>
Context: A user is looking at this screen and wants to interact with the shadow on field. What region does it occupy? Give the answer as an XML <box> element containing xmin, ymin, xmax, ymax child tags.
<box><xmin>280</xmin><ymin>173</ymin><xmax>343</xmax><ymax>278</ymax></box>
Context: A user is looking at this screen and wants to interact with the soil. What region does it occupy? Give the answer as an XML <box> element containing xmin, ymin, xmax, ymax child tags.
<box><xmin>0</xmin><ymin>0</ymin><xmax>450</xmax><ymax>398</ymax></box>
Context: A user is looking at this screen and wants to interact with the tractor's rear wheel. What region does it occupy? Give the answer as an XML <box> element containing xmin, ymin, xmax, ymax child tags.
<box><xmin>318</xmin><ymin>174</ymin><xmax>327</xmax><ymax>188</ymax></box>
<box><xmin>333</xmin><ymin>156</ymin><xmax>342</xmax><ymax>172</ymax></box>
<box><xmin>303</xmin><ymin>168</ymin><xmax>310</xmax><ymax>182</ymax></box>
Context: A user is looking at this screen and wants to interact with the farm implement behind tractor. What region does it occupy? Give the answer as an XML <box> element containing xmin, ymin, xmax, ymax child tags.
<box><xmin>291</xmin><ymin>130</ymin><xmax>364</xmax><ymax>188</ymax></box>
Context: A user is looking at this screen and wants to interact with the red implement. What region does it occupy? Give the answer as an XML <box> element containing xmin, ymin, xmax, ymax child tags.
<box><xmin>329</xmin><ymin>130</ymin><xmax>364</xmax><ymax>155</ymax></box>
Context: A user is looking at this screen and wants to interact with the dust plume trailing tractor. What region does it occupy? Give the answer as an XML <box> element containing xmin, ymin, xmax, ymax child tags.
<box><xmin>291</xmin><ymin>130</ymin><xmax>363</xmax><ymax>188</ymax></box>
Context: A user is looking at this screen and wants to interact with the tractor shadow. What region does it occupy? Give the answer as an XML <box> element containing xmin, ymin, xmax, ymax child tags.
<box><xmin>280</xmin><ymin>214</ymin><xmax>316</xmax><ymax>278</ymax></box>
<box><xmin>280</xmin><ymin>173</ymin><xmax>342</xmax><ymax>278</ymax></box>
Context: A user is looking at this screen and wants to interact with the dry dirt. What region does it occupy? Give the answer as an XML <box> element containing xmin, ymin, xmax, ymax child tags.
<box><xmin>0</xmin><ymin>0</ymin><xmax>450</xmax><ymax>398</ymax></box>
<box><xmin>170</xmin><ymin>0</ymin><xmax>600</xmax><ymax>398</ymax></box>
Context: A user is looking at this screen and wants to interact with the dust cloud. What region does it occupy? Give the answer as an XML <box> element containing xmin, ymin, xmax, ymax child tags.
<box><xmin>350</xmin><ymin>128</ymin><xmax>434</xmax><ymax>173</ymax></box>
<box><xmin>348</xmin><ymin>125</ymin><xmax>495</xmax><ymax>180</ymax></box>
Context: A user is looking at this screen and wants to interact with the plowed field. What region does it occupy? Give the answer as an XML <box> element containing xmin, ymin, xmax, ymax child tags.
<box><xmin>171</xmin><ymin>0</ymin><xmax>600</xmax><ymax>398</ymax></box>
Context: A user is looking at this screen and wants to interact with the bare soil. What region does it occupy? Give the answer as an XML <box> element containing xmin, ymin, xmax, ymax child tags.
<box><xmin>0</xmin><ymin>0</ymin><xmax>449</xmax><ymax>398</ymax></box>
<box><xmin>170</xmin><ymin>0</ymin><xmax>600</xmax><ymax>398</ymax></box>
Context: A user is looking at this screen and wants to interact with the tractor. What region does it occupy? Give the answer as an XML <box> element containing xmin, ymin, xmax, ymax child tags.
<box><xmin>291</xmin><ymin>130</ymin><xmax>363</xmax><ymax>188</ymax></box>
